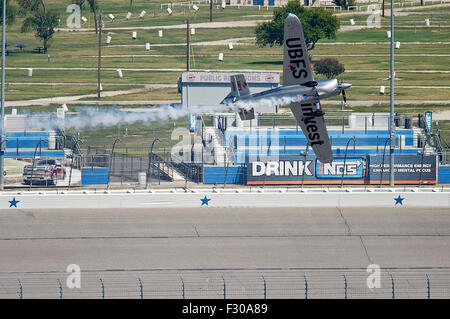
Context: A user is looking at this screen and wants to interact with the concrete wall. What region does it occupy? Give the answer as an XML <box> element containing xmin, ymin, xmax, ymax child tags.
<box><xmin>2</xmin><ymin>188</ymin><xmax>450</xmax><ymax>209</ymax></box>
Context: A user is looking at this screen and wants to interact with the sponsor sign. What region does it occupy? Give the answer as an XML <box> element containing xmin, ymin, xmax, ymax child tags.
<box><xmin>181</xmin><ymin>71</ymin><xmax>280</xmax><ymax>84</ymax></box>
<box><xmin>316</xmin><ymin>157</ymin><xmax>365</xmax><ymax>179</ymax></box>
<box><xmin>246</xmin><ymin>155</ymin><xmax>437</xmax><ymax>185</ymax></box>
<box><xmin>368</xmin><ymin>155</ymin><xmax>437</xmax><ymax>184</ymax></box>
<box><xmin>247</xmin><ymin>156</ymin><xmax>366</xmax><ymax>185</ymax></box>
<box><xmin>189</xmin><ymin>113</ymin><xmax>197</xmax><ymax>133</ymax></box>
<box><xmin>424</xmin><ymin>111</ymin><xmax>432</xmax><ymax>133</ymax></box>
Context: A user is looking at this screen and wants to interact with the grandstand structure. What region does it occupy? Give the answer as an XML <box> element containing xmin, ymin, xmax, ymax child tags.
<box><xmin>196</xmin><ymin>111</ymin><xmax>449</xmax><ymax>186</ymax></box>
<box><xmin>4</xmin><ymin>112</ymin><xmax>69</xmax><ymax>160</ymax></box>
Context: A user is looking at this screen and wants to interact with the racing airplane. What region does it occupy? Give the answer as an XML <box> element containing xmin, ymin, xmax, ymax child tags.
<box><xmin>221</xmin><ymin>13</ymin><xmax>351</xmax><ymax>163</ymax></box>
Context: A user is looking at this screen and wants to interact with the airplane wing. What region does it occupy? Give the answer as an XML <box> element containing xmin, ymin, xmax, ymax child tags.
<box><xmin>288</xmin><ymin>100</ymin><xmax>333</xmax><ymax>163</ymax></box>
<box><xmin>283</xmin><ymin>13</ymin><xmax>314</xmax><ymax>87</ymax></box>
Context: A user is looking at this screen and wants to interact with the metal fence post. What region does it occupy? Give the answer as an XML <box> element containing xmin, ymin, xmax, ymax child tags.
<box><xmin>304</xmin><ymin>275</ymin><xmax>308</xmax><ymax>299</ymax></box>
<box><xmin>426</xmin><ymin>274</ymin><xmax>431</xmax><ymax>299</ymax></box>
<box><xmin>380</xmin><ymin>138</ymin><xmax>390</xmax><ymax>187</ymax></box>
<box><xmin>341</xmin><ymin>137</ymin><xmax>356</xmax><ymax>188</ymax></box>
<box><xmin>57</xmin><ymin>279</ymin><xmax>63</xmax><ymax>299</ymax></box>
<box><xmin>222</xmin><ymin>276</ymin><xmax>226</xmax><ymax>299</ymax></box>
<box><xmin>390</xmin><ymin>274</ymin><xmax>395</xmax><ymax>299</ymax></box>
<box><xmin>18</xmin><ymin>279</ymin><xmax>23</xmax><ymax>299</ymax></box>
<box><xmin>100</xmin><ymin>278</ymin><xmax>105</xmax><ymax>299</ymax></box>
<box><xmin>365</xmin><ymin>117</ymin><xmax>368</xmax><ymax>134</ymax></box>
<box><xmin>138</xmin><ymin>277</ymin><xmax>144</xmax><ymax>299</ymax></box>
<box><xmin>343</xmin><ymin>275</ymin><xmax>348</xmax><ymax>299</ymax></box>
<box><xmin>262</xmin><ymin>275</ymin><xmax>267</xmax><ymax>299</ymax></box>
<box><xmin>181</xmin><ymin>277</ymin><xmax>185</xmax><ymax>299</ymax></box>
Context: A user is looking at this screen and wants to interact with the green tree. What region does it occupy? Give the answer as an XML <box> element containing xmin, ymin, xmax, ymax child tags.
<box><xmin>0</xmin><ymin>0</ymin><xmax>17</xmax><ymax>25</ymax></box>
<box><xmin>332</xmin><ymin>0</ymin><xmax>356</xmax><ymax>10</ymax></box>
<box><xmin>87</xmin><ymin>0</ymin><xmax>98</xmax><ymax>34</ymax></box>
<box><xmin>314</xmin><ymin>57</ymin><xmax>345</xmax><ymax>79</ymax></box>
<box><xmin>255</xmin><ymin>0</ymin><xmax>340</xmax><ymax>50</ymax></box>
<box><xmin>71</xmin><ymin>0</ymin><xmax>85</xmax><ymax>10</ymax></box>
<box><xmin>18</xmin><ymin>0</ymin><xmax>60</xmax><ymax>50</ymax></box>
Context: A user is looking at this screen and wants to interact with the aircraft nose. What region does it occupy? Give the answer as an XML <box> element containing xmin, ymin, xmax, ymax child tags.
<box><xmin>339</xmin><ymin>82</ymin><xmax>352</xmax><ymax>90</ymax></box>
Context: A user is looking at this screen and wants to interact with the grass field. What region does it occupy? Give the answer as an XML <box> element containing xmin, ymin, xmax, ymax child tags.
<box><xmin>2</xmin><ymin>0</ymin><xmax>450</xmax><ymax>149</ymax></box>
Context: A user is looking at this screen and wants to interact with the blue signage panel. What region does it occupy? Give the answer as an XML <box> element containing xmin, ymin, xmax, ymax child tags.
<box><xmin>316</xmin><ymin>157</ymin><xmax>365</xmax><ymax>179</ymax></box>
<box><xmin>81</xmin><ymin>168</ymin><xmax>109</xmax><ymax>185</ymax></box>
<box><xmin>189</xmin><ymin>113</ymin><xmax>197</xmax><ymax>133</ymax></box>
<box><xmin>424</xmin><ymin>111</ymin><xmax>432</xmax><ymax>133</ymax></box>
<box><xmin>368</xmin><ymin>155</ymin><xmax>437</xmax><ymax>184</ymax></box>
<box><xmin>246</xmin><ymin>155</ymin><xmax>437</xmax><ymax>185</ymax></box>
<box><xmin>247</xmin><ymin>156</ymin><xmax>366</xmax><ymax>185</ymax></box>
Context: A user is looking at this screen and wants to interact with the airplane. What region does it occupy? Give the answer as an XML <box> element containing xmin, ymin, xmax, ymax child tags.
<box><xmin>220</xmin><ymin>13</ymin><xmax>351</xmax><ymax>164</ymax></box>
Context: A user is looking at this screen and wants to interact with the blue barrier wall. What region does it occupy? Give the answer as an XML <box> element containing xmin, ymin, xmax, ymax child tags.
<box><xmin>234</xmin><ymin>148</ymin><xmax>420</xmax><ymax>165</ymax></box>
<box><xmin>203</xmin><ymin>166</ymin><xmax>246</xmax><ymax>184</ymax></box>
<box><xmin>6</xmin><ymin>132</ymin><xmax>50</xmax><ymax>149</ymax></box>
<box><xmin>225</xmin><ymin>129</ymin><xmax>415</xmax><ymax>147</ymax></box>
<box><xmin>4</xmin><ymin>131</ymin><xmax>65</xmax><ymax>158</ymax></box>
<box><xmin>81</xmin><ymin>168</ymin><xmax>109</xmax><ymax>185</ymax></box>
<box><xmin>5</xmin><ymin>151</ymin><xmax>65</xmax><ymax>159</ymax></box>
<box><xmin>438</xmin><ymin>166</ymin><xmax>450</xmax><ymax>184</ymax></box>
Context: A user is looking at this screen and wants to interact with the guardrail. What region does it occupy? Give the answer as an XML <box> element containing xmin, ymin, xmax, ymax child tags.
<box><xmin>2</xmin><ymin>270</ymin><xmax>447</xmax><ymax>299</ymax></box>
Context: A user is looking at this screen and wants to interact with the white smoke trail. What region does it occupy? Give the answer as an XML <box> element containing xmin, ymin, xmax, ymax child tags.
<box><xmin>19</xmin><ymin>97</ymin><xmax>300</xmax><ymax>131</ymax></box>
<box><xmin>233</xmin><ymin>96</ymin><xmax>306</xmax><ymax>110</ymax></box>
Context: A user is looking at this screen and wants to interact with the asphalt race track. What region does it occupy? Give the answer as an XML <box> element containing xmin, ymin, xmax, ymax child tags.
<box><xmin>0</xmin><ymin>207</ymin><xmax>449</xmax><ymax>298</ymax></box>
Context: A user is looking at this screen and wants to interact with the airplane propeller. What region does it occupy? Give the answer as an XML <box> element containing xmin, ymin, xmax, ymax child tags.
<box><xmin>339</xmin><ymin>81</ymin><xmax>352</xmax><ymax>103</ymax></box>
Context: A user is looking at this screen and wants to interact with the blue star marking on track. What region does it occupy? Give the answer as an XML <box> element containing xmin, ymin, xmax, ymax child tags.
<box><xmin>9</xmin><ymin>197</ymin><xmax>20</xmax><ymax>208</ymax></box>
<box><xmin>394</xmin><ymin>195</ymin><xmax>404</xmax><ymax>206</ymax></box>
<box><xmin>200</xmin><ymin>196</ymin><xmax>211</xmax><ymax>207</ymax></box>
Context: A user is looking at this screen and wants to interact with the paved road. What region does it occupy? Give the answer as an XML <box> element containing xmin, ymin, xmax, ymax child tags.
<box><xmin>0</xmin><ymin>207</ymin><xmax>449</xmax><ymax>298</ymax></box>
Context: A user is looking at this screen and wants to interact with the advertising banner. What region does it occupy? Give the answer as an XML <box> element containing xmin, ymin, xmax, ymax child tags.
<box><xmin>368</xmin><ymin>155</ymin><xmax>437</xmax><ymax>184</ymax></box>
<box><xmin>246</xmin><ymin>155</ymin><xmax>437</xmax><ymax>185</ymax></box>
<box><xmin>247</xmin><ymin>156</ymin><xmax>366</xmax><ymax>185</ymax></box>
<box><xmin>182</xmin><ymin>71</ymin><xmax>280</xmax><ymax>84</ymax></box>
<box><xmin>424</xmin><ymin>111</ymin><xmax>433</xmax><ymax>133</ymax></box>
<box><xmin>189</xmin><ymin>113</ymin><xmax>196</xmax><ymax>133</ymax></box>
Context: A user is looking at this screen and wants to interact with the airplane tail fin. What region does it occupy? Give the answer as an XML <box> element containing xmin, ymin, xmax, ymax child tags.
<box><xmin>230</xmin><ymin>74</ymin><xmax>251</xmax><ymax>98</ymax></box>
<box><xmin>220</xmin><ymin>74</ymin><xmax>254</xmax><ymax>121</ymax></box>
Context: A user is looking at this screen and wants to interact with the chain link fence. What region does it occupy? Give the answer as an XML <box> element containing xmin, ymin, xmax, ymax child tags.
<box><xmin>2</xmin><ymin>270</ymin><xmax>450</xmax><ymax>299</ymax></box>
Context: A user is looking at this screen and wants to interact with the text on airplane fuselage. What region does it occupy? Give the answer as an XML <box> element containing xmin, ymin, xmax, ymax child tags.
<box><xmin>286</xmin><ymin>37</ymin><xmax>309</xmax><ymax>79</ymax></box>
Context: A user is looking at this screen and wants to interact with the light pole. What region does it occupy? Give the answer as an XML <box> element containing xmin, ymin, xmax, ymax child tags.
<box><xmin>146</xmin><ymin>137</ymin><xmax>160</xmax><ymax>188</ymax></box>
<box><xmin>300</xmin><ymin>144</ymin><xmax>309</xmax><ymax>190</ymax></box>
<box><xmin>107</xmin><ymin>137</ymin><xmax>121</xmax><ymax>189</ymax></box>
<box><xmin>210</xmin><ymin>0</ymin><xmax>212</xmax><ymax>22</ymax></box>
<box><xmin>340</xmin><ymin>137</ymin><xmax>356</xmax><ymax>189</ymax></box>
<box><xmin>0</xmin><ymin>0</ymin><xmax>7</xmax><ymax>191</ymax></box>
<box><xmin>97</xmin><ymin>11</ymin><xmax>102</xmax><ymax>98</ymax></box>
<box><xmin>29</xmin><ymin>138</ymin><xmax>44</xmax><ymax>191</ymax></box>
<box><xmin>389</xmin><ymin>0</ymin><xmax>396</xmax><ymax>187</ymax></box>
<box><xmin>186</xmin><ymin>19</ymin><xmax>190</xmax><ymax>71</ymax></box>
<box><xmin>68</xmin><ymin>137</ymin><xmax>83</xmax><ymax>190</ymax></box>
<box><xmin>380</xmin><ymin>138</ymin><xmax>390</xmax><ymax>187</ymax></box>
